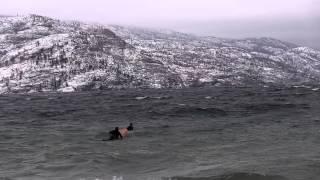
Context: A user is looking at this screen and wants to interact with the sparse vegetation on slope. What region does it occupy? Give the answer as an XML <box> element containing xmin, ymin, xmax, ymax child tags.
<box><xmin>1</xmin><ymin>15</ymin><xmax>320</xmax><ymax>94</ymax></box>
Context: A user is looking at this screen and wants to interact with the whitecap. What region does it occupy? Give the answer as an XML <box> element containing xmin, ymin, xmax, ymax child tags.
<box><xmin>135</xmin><ymin>96</ymin><xmax>148</xmax><ymax>100</ymax></box>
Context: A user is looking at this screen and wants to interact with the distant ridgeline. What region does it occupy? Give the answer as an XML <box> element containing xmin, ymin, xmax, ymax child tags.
<box><xmin>1</xmin><ymin>14</ymin><xmax>320</xmax><ymax>94</ymax></box>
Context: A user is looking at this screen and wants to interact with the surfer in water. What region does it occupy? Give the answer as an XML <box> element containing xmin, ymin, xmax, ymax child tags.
<box><xmin>108</xmin><ymin>123</ymin><xmax>133</xmax><ymax>140</ymax></box>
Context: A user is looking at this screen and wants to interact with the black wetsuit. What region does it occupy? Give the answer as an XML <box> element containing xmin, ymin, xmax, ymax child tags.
<box><xmin>109</xmin><ymin>129</ymin><xmax>122</xmax><ymax>140</ymax></box>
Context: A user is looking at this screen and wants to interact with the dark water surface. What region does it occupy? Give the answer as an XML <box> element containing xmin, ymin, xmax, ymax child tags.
<box><xmin>0</xmin><ymin>87</ymin><xmax>320</xmax><ymax>180</ymax></box>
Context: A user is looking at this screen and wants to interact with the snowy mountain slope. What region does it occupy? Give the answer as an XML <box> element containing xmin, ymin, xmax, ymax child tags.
<box><xmin>108</xmin><ymin>25</ymin><xmax>320</xmax><ymax>86</ymax></box>
<box><xmin>0</xmin><ymin>15</ymin><xmax>320</xmax><ymax>94</ymax></box>
<box><xmin>0</xmin><ymin>15</ymin><xmax>182</xmax><ymax>94</ymax></box>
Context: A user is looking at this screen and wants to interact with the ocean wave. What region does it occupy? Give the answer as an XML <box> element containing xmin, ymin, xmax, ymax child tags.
<box><xmin>135</xmin><ymin>96</ymin><xmax>172</xmax><ymax>100</ymax></box>
<box><xmin>148</xmin><ymin>106</ymin><xmax>227</xmax><ymax>117</ymax></box>
<box><xmin>170</xmin><ymin>106</ymin><xmax>227</xmax><ymax>117</ymax></box>
<box><xmin>169</xmin><ymin>172</ymin><xmax>288</xmax><ymax>180</ymax></box>
<box><xmin>241</xmin><ymin>103</ymin><xmax>310</xmax><ymax>112</ymax></box>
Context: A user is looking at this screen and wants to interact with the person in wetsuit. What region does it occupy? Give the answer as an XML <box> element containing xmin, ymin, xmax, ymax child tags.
<box><xmin>109</xmin><ymin>127</ymin><xmax>123</xmax><ymax>140</ymax></box>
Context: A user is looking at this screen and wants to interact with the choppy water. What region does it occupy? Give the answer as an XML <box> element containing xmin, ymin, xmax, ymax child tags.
<box><xmin>0</xmin><ymin>87</ymin><xmax>320</xmax><ymax>180</ymax></box>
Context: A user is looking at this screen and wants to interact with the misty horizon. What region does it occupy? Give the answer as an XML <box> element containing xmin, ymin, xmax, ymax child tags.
<box><xmin>1</xmin><ymin>0</ymin><xmax>319</xmax><ymax>49</ymax></box>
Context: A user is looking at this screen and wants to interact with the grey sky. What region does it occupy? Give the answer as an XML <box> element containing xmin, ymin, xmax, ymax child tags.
<box><xmin>1</xmin><ymin>0</ymin><xmax>320</xmax><ymax>49</ymax></box>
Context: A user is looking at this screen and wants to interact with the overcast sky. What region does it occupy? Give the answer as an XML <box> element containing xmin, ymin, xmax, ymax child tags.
<box><xmin>1</xmin><ymin>0</ymin><xmax>320</xmax><ymax>49</ymax></box>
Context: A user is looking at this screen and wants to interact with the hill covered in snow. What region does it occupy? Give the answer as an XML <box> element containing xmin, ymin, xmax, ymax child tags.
<box><xmin>1</xmin><ymin>15</ymin><xmax>320</xmax><ymax>94</ymax></box>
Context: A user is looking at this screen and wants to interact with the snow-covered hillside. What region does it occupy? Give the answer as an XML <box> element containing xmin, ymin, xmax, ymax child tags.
<box><xmin>1</xmin><ymin>15</ymin><xmax>320</xmax><ymax>94</ymax></box>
